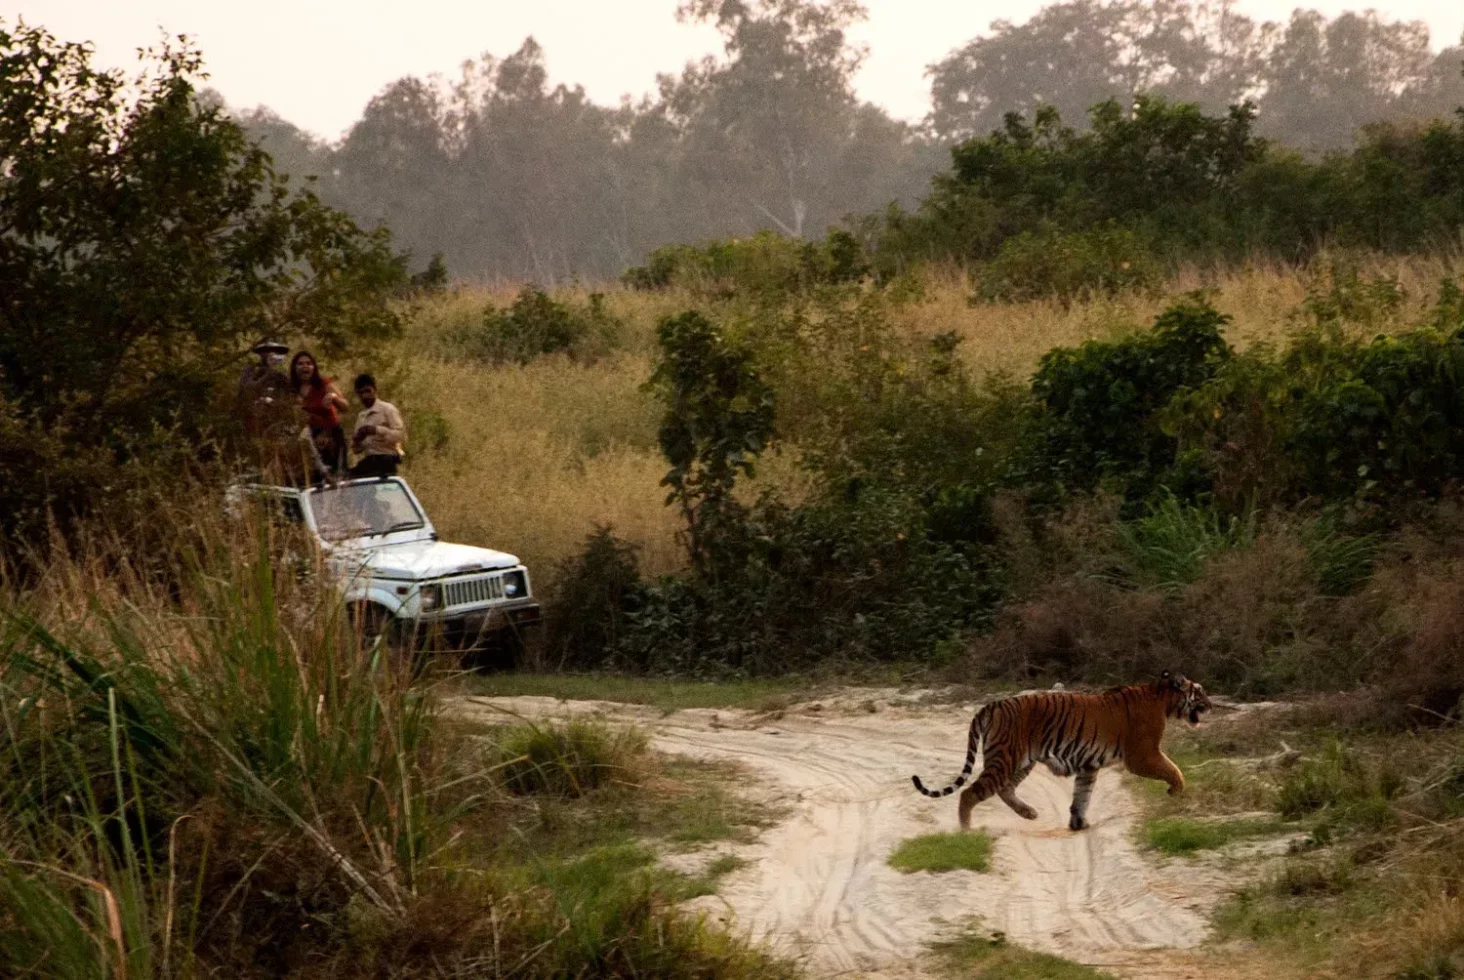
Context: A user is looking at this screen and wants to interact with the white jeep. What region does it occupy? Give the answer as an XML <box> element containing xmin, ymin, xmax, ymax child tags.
<box><xmin>225</xmin><ymin>475</ymin><xmax>540</xmax><ymax>663</ymax></box>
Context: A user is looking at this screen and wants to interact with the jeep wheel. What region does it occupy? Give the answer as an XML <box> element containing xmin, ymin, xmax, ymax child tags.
<box><xmin>350</xmin><ymin>605</ymin><xmax>423</xmax><ymax>677</ymax></box>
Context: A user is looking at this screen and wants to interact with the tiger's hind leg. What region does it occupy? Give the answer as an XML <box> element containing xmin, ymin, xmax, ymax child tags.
<box><xmin>1068</xmin><ymin>768</ymin><xmax>1099</xmax><ymax>831</ymax></box>
<box><xmin>956</xmin><ymin>767</ymin><xmax>1010</xmax><ymax>829</ymax></box>
<box><xmin>997</xmin><ymin>762</ymin><xmax>1038</xmax><ymax>820</ymax></box>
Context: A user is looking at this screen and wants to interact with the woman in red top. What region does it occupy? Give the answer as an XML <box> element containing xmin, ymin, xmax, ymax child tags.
<box><xmin>290</xmin><ymin>351</ymin><xmax>350</xmax><ymax>479</ymax></box>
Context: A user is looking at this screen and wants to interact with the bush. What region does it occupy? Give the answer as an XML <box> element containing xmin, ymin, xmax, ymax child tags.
<box><xmin>622</xmin><ymin>229</ymin><xmax>869</xmax><ymax>295</ymax></box>
<box><xmin>459</xmin><ymin>286</ymin><xmax>621</xmax><ymax>364</ymax></box>
<box><xmin>1114</xmin><ymin>492</ymin><xmax>1256</xmax><ymax>592</ymax></box>
<box><xmin>1172</xmin><ymin>322</ymin><xmax>1464</xmax><ymax>506</ymax></box>
<box><xmin>975</xmin><ymin>223</ymin><xmax>1162</xmax><ymax>303</ymax></box>
<box><xmin>543</xmin><ymin>526</ymin><xmax>644</xmax><ymax>670</ymax></box>
<box><xmin>1028</xmin><ymin>294</ymin><xmax>1231</xmax><ymax>501</ymax></box>
<box><xmin>493</xmin><ymin>720</ymin><xmax>647</xmax><ymax>798</ymax></box>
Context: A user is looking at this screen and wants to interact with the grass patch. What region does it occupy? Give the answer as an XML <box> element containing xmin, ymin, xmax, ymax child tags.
<box><xmin>493</xmin><ymin>718</ymin><xmax>648</xmax><ymax>797</ymax></box>
<box><xmin>1145</xmin><ymin>816</ymin><xmax>1294</xmax><ymax>855</ymax></box>
<box><xmin>931</xmin><ymin>931</ymin><xmax>1116</xmax><ymax>979</ymax></box>
<box><xmin>463</xmin><ymin>671</ymin><xmax>810</xmax><ymax>712</ymax></box>
<box><xmin>889</xmin><ymin>832</ymin><xmax>993</xmax><ymax>874</ymax></box>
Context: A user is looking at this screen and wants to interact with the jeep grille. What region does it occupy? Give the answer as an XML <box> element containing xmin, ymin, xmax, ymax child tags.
<box><xmin>442</xmin><ymin>574</ymin><xmax>504</xmax><ymax>609</ymax></box>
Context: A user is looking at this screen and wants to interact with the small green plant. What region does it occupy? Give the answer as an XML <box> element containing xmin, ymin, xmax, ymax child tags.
<box><xmin>930</xmin><ymin>929</ymin><xmax>1116</xmax><ymax>979</ymax></box>
<box><xmin>888</xmin><ymin>832</ymin><xmax>993</xmax><ymax>874</ymax></box>
<box><xmin>543</xmin><ymin>526</ymin><xmax>643</xmax><ymax>670</ymax></box>
<box><xmin>494</xmin><ymin>720</ymin><xmax>648</xmax><ymax>798</ymax></box>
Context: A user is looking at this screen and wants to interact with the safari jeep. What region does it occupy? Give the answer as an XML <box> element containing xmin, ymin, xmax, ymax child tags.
<box><xmin>225</xmin><ymin>476</ymin><xmax>540</xmax><ymax>664</ymax></box>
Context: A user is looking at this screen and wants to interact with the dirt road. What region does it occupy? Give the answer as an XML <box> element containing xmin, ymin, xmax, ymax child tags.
<box><xmin>454</xmin><ymin>690</ymin><xmax>1229</xmax><ymax>979</ymax></box>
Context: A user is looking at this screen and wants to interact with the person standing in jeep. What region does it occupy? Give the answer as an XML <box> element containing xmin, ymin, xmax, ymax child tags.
<box><xmin>349</xmin><ymin>374</ymin><xmax>406</xmax><ymax>478</ymax></box>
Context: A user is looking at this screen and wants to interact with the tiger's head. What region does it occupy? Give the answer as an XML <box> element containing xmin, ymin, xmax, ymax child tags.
<box><xmin>1159</xmin><ymin>671</ymin><xmax>1211</xmax><ymax>726</ymax></box>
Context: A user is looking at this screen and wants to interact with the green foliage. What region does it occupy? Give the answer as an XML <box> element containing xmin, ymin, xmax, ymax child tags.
<box><xmin>0</xmin><ymin>21</ymin><xmax>406</xmax><ymax>541</ymax></box>
<box><xmin>461</xmin><ymin>286</ymin><xmax>621</xmax><ymax>364</ymax></box>
<box><xmin>1144</xmin><ymin>816</ymin><xmax>1291</xmax><ymax>855</ymax></box>
<box><xmin>0</xmin><ymin>540</ymin><xmax>433</xmax><ymax>975</ymax></box>
<box><xmin>492</xmin><ymin>720</ymin><xmax>647</xmax><ymax>798</ymax></box>
<box><xmin>1302</xmin><ymin>517</ymin><xmax>1380</xmax><ymax>597</ymax></box>
<box><xmin>1115</xmin><ymin>493</ymin><xmax>1256</xmax><ymax>592</ymax></box>
<box><xmin>649</xmin><ymin>311</ymin><xmax>777</xmax><ymax>572</ymax></box>
<box><xmin>1277</xmin><ymin>741</ymin><xmax>1402</xmax><ymax>829</ymax></box>
<box><xmin>1171</xmin><ymin>317</ymin><xmax>1464</xmax><ymax>507</ymax></box>
<box><xmin>409</xmin><ymin>252</ymin><xmax>449</xmax><ymax>292</ymax></box>
<box><xmin>976</xmin><ymin>223</ymin><xmax>1161</xmax><ymax>304</ymax></box>
<box><xmin>623</xmin><ymin>229</ymin><xmax>871</xmax><ymax>295</ymax></box>
<box><xmin>883</xmin><ymin>91</ymin><xmax>1464</xmax><ymax>285</ymax></box>
<box><xmin>929</xmin><ymin>930</ymin><xmax>1116</xmax><ymax>979</ymax></box>
<box><xmin>1029</xmin><ymin>294</ymin><xmax>1231</xmax><ymax>499</ymax></box>
<box><xmin>888</xmin><ymin>832</ymin><xmax>992</xmax><ymax>873</ymax></box>
<box><xmin>543</xmin><ymin>526</ymin><xmax>644</xmax><ymax>670</ymax></box>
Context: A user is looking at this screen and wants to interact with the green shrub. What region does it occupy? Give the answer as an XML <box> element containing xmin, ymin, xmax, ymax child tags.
<box><xmin>1277</xmin><ymin>741</ymin><xmax>1401</xmax><ymax>828</ymax></box>
<box><xmin>1168</xmin><ymin>313</ymin><xmax>1464</xmax><ymax>508</ymax></box>
<box><xmin>975</xmin><ymin>223</ymin><xmax>1161</xmax><ymax>304</ymax></box>
<box><xmin>1028</xmin><ymin>294</ymin><xmax>1231</xmax><ymax>501</ymax></box>
<box><xmin>622</xmin><ymin>229</ymin><xmax>869</xmax><ymax>295</ymax></box>
<box><xmin>543</xmin><ymin>526</ymin><xmax>644</xmax><ymax>670</ymax></box>
<box><xmin>460</xmin><ymin>286</ymin><xmax>621</xmax><ymax>364</ymax></box>
<box><xmin>494</xmin><ymin>720</ymin><xmax>647</xmax><ymax>798</ymax></box>
<box><xmin>1115</xmin><ymin>492</ymin><xmax>1256</xmax><ymax>591</ymax></box>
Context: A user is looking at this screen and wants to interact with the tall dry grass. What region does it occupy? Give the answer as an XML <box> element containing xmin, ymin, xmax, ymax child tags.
<box><xmin>0</xmin><ymin>513</ymin><xmax>799</xmax><ymax>978</ymax></box>
<box><xmin>385</xmin><ymin>253</ymin><xmax>1464</xmax><ymax>588</ymax></box>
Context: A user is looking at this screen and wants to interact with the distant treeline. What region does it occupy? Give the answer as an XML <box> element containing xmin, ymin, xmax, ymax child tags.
<box><xmin>238</xmin><ymin>0</ymin><xmax>1464</xmax><ymax>281</ymax></box>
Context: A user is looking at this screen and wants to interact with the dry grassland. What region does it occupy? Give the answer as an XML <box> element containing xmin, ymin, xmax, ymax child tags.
<box><xmin>388</xmin><ymin>254</ymin><xmax>1464</xmax><ymax>586</ymax></box>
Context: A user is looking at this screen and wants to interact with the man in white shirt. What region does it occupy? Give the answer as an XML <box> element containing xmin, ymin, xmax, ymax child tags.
<box><xmin>348</xmin><ymin>373</ymin><xmax>406</xmax><ymax>478</ymax></box>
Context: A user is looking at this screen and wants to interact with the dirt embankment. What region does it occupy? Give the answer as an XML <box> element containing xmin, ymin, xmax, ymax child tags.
<box><xmin>453</xmin><ymin>691</ymin><xmax>1241</xmax><ymax>979</ymax></box>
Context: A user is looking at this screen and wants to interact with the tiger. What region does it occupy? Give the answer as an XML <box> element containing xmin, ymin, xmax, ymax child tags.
<box><xmin>911</xmin><ymin>672</ymin><xmax>1212</xmax><ymax>831</ymax></box>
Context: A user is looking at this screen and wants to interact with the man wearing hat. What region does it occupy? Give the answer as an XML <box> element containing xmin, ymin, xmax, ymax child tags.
<box><xmin>237</xmin><ymin>338</ymin><xmax>294</xmax><ymax>440</ymax></box>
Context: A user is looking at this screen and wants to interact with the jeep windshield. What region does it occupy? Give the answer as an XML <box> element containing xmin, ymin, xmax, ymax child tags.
<box><xmin>307</xmin><ymin>482</ymin><xmax>426</xmax><ymax>542</ymax></box>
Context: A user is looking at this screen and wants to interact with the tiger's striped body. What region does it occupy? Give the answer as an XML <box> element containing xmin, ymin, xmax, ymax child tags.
<box><xmin>912</xmin><ymin>672</ymin><xmax>1211</xmax><ymax>831</ymax></box>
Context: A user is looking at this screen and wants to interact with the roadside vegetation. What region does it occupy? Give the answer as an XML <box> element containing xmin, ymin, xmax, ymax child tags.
<box><xmin>0</xmin><ymin>523</ymin><xmax>793</xmax><ymax>978</ymax></box>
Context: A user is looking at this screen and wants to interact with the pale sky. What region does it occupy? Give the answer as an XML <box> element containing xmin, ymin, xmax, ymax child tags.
<box><xmin>9</xmin><ymin>1</ymin><xmax>1464</xmax><ymax>142</ymax></box>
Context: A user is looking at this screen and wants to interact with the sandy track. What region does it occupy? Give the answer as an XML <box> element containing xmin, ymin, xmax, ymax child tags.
<box><xmin>453</xmin><ymin>692</ymin><xmax>1225</xmax><ymax>979</ymax></box>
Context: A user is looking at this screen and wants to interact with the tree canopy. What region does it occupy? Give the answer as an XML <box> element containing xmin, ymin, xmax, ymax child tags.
<box><xmin>0</xmin><ymin>20</ymin><xmax>407</xmax><ymax>538</ymax></box>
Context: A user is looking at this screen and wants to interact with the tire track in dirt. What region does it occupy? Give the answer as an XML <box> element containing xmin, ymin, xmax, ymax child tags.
<box><xmin>453</xmin><ymin>692</ymin><xmax>1224</xmax><ymax>979</ymax></box>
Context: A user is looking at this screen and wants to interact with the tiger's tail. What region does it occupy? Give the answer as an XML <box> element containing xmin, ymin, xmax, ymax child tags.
<box><xmin>912</xmin><ymin>705</ymin><xmax>990</xmax><ymax>797</ymax></box>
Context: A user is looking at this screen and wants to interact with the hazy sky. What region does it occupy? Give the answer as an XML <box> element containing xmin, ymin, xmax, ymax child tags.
<box><xmin>10</xmin><ymin>1</ymin><xmax>1464</xmax><ymax>141</ymax></box>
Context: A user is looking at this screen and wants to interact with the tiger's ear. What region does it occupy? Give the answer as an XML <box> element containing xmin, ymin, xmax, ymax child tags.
<box><xmin>1160</xmin><ymin>670</ymin><xmax>1181</xmax><ymax>690</ymax></box>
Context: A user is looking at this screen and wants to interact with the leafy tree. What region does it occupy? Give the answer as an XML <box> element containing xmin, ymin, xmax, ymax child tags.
<box><xmin>0</xmin><ymin>21</ymin><xmax>406</xmax><ymax>539</ymax></box>
<box><xmin>927</xmin><ymin>0</ymin><xmax>1271</xmax><ymax>142</ymax></box>
<box><xmin>648</xmin><ymin>311</ymin><xmax>776</xmax><ymax>574</ymax></box>
<box><xmin>1257</xmin><ymin>9</ymin><xmax>1436</xmax><ymax>152</ymax></box>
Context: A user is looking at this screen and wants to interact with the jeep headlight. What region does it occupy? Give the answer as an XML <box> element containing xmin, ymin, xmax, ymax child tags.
<box><xmin>419</xmin><ymin>584</ymin><xmax>441</xmax><ymax>611</ymax></box>
<box><xmin>502</xmin><ymin>570</ymin><xmax>527</xmax><ymax>599</ymax></box>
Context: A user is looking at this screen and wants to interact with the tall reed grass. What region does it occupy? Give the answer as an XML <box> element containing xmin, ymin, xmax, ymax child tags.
<box><xmin>0</xmin><ymin>516</ymin><xmax>795</xmax><ymax>977</ymax></box>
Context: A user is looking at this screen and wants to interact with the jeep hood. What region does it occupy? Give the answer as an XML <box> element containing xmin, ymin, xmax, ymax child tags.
<box><xmin>343</xmin><ymin>540</ymin><xmax>520</xmax><ymax>579</ymax></box>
